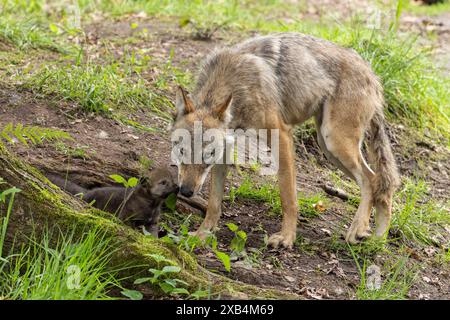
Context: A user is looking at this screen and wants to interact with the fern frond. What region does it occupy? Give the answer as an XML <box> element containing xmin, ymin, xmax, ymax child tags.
<box><xmin>1</xmin><ymin>123</ymin><xmax>72</xmax><ymax>146</ymax></box>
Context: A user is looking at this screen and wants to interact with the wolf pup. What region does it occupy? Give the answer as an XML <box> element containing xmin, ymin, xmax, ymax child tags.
<box><xmin>171</xmin><ymin>33</ymin><xmax>400</xmax><ymax>248</ymax></box>
<box><xmin>49</xmin><ymin>168</ymin><xmax>179</xmax><ymax>236</ymax></box>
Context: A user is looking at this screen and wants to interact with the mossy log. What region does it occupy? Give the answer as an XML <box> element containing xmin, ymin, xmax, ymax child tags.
<box><xmin>0</xmin><ymin>143</ymin><xmax>298</xmax><ymax>299</ymax></box>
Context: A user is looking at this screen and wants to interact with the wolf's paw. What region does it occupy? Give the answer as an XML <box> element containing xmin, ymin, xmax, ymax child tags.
<box><xmin>189</xmin><ymin>229</ymin><xmax>209</xmax><ymax>240</ymax></box>
<box><xmin>268</xmin><ymin>231</ymin><xmax>295</xmax><ymax>249</ymax></box>
<box><xmin>345</xmin><ymin>223</ymin><xmax>371</xmax><ymax>244</ymax></box>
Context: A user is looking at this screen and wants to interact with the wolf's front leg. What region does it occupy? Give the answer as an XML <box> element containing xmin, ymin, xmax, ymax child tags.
<box><xmin>193</xmin><ymin>164</ymin><xmax>228</xmax><ymax>240</ymax></box>
<box><xmin>268</xmin><ymin>129</ymin><xmax>298</xmax><ymax>249</ymax></box>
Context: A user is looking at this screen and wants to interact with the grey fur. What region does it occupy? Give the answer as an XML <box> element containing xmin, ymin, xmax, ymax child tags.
<box><xmin>173</xmin><ymin>32</ymin><xmax>400</xmax><ymax>246</ymax></box>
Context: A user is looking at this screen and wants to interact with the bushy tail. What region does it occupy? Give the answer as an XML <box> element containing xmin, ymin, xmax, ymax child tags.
<box><xmin>367</xmin><ymin>110</ymin><xmax>400</xmax><ymax>205</ymax></box>
<box><xmin>47</xmin><ymin>174</ymin><xmax>86</xmax><ymax>195</ymax></box>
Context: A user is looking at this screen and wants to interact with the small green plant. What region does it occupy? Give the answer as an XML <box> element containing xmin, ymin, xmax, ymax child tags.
<box><xmin>138</xmin><ymin>155</ymin><xmax>154</xmax><ymax>174</ymax></box>
<box><xmin>164</xmin><ymin>193</ymin><xmax>177</xmax><ymax>212</ymax></box>
<box><xmin>160</xmin><ymin>217</ymin><xmax>203</xmax><ymax>252</ymax></box>
<box><xmin>133</xmin><ymin>254</ymin><xmax>189</xmax><ymax>297</ymax></box>
<box><xmin>124</xmin><ymin>252</ymin><xmax>211</xmax><ymax>300</ymax></box>
<box><xmin>226</xmin><ymin>223</ymin><xmax>247</xmax><ymax>260</ymax></box>
<box><xmin>0</xmin><ymin>178</ymin><xmax>21</xmax><ymax>259</ymax></box>
<box><xmin>160</xmin><ymin>221</ymin><xmax>232</xmax><ymax>272</ymax></box>
<box><xmin>121</xmin><ymin>289</ymin><xmax>143</xmax><ymax>300</ymax></box>
<box><xmin>160</xmin><ymin>220</ymin><xmax>232</xmax><ymax>279</ymax></box>
<box><xmin>1</xmin><ymin>123</ymin><xmax>72</xmax><ymax>146</ymax></box>
<box><xmin>109</xmin><ymin>174</ymin><xmax>139</xmax><ymax>188</ymax></box>
<box><xmin>54</xmin><ymin>142</ymin><xmax>90</xmax><ymax>159</ymax></box>
<box><xmin>179</xmin><ymin>17</ymin><xmax>227</xmax><ymax>40</ymax></box>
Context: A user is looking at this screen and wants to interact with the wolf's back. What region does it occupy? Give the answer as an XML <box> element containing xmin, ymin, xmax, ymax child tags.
<box><xmin>47</xmin><ymin>174</ymin><xmax>86</xmax><ymax>195</ymax></box>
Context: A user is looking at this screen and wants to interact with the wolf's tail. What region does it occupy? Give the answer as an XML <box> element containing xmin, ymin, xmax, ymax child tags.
<box><xmin>47</xmin><ymin>174</ymin><xmax>86</xmax><ymax>196</ymax></box>
<box><xmin>367</xmin><ymin>109</ymin><xmax>400</xmax><ymax>205</ymax></box>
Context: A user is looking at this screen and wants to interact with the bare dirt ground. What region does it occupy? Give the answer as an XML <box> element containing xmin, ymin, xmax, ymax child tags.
<box><xmin>1</xmin><ymin>4</ymin><xmax>449</xmax><ymax>299</ymax></box>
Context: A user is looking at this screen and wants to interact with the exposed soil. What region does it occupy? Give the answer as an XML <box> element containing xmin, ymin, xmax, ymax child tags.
<box><xmin>0</xmin><ymin>11</ymin><xmax>449</xmax><ymax>299</ymax></box>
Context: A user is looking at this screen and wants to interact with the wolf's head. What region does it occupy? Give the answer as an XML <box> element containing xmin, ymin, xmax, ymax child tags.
<box><xmin>141</xmin><ymin>167</ymin><xmax>179</xmax><ymax>199</ymax></box>
<box><xmin>170</xmin><ymin>86</ymin><xmax>233</xmax><ymax>197</ymax></box>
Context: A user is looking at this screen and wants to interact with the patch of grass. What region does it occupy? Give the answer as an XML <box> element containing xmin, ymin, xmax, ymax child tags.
<box><xmin>392</xmin><ymin>178</ymin><xmax>450</xmax><ymax>246</ymax></box>
<box><xmin>92</xmin><ymin>0</ymin><xmax>450</xmax><ymax>135</ymax></box>
<box><xmin>327</xmin><ymin>229</ymin><xmax>388</xmax><ymax>258</ymax></box>
<box><xmin>25</xmin><ymin>58</ymin><xmax>172</xmax><ymax>117</ymax></box>
<box><xmin>0</xmin><ymin>222</ymin><xmax>123</xmax><ymax>300</ymax></box>
<box><xmin>0</xmin><ymin>17</ymin><xmax>67</xmax><ymax>52</ymax></box>
<box><xmin>154</xmin><ymin>49</ymin><xmax>193</xmax><ymax>90</ymax></box>
<box><xmin>1</xmin><ymin>180</ymin><xmax>123</xmax><ymax>301</ymax></box>
<box><xmin>298</xmin><ymin>192</ymin><xmax>329</xmax><ymax>218</ymax></box>
<box><xmin>403</xmin><ymin>0</ymin><xmax>450</xmax><ymax>16</ymax></box>
<box><xmin>229</xmin><ymin>175</ymin><xmax>329</xmax><ymax>217</ymax></box>
<box><xmin>2</xmin><ymin>1</ymin><xmax>448</xmax><ymax>135</ymax></box>
<box><xmin>0</xmin><ymin>0</ymin><xmax>84</xmax><ymax>53</ymax></box>
<box><xmin>228</xmin><ymin>176</ymin><xmax>281</xmax><ymax>214</ymax></box>
<box><xmin>95</xmin><ymin>0</ymin><xmax>307</xmax><ymax>31</ymax></box>
<box><xmin>353</xmin><ymin>252</ymin><xmax>417</xmax><ymax>300</ymax></box>
<box><xmin>436</xmin><ymin>248</ymin><xmax>450</xmax><ymax>264</ymax></box>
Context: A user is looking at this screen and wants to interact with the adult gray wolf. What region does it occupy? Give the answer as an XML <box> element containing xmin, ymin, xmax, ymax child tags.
<box><xmin>171</xmin><ymin>33</ymin><xmax>400</xmax><ymax>248</ymax></box>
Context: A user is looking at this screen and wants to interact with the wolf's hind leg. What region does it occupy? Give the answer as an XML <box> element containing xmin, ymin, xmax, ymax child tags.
<box><xmin>318</xmin><ymin>116</ymin><xmax>375</xmax><ymax>244</ymax></box>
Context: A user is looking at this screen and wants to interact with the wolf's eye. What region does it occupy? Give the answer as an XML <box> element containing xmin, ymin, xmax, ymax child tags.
<box><xmin>159</xmin><ymin>180</ymin><xmax>167</xmax><ymax>186</ymax></box>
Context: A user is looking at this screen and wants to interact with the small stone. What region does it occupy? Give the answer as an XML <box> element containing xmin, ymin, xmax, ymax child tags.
<box><xmin>127</xmin><ymin>134</ymin><xmax>139</xmax><ymax>140</ymax></box>
<box><xmin>97</xmin><ymin>130</ymin><xmax>109</xmax><ymax>139</ymax></box>
<box><xmin>419</xmin><ymin>293</ymin><xmax>430</xmax><ymax>300</ymax></box>
<box><xmin>284</xmin><ymin>275</ymin><xmax>296</xmax><ymax>283</ymax></box>
<box><xmin>424</xmin><ymin>247</ymin><xmax>436</xmax><ymax>257</ymax></box>
<box><xmin>334</xmin><ymin>287</ymin><xmax>344</xmax><ymax>296</ymax></box>
<box><xmin>70</xmin><ymin>119</ymin><xmax>82</xmax><ymax>125</ymax></box>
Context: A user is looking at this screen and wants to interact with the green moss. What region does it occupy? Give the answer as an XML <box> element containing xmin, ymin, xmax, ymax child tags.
<box><xmin>1</xmin><ymin>142</ymin><xmax>298</xmax><ymax>299</ymax></box>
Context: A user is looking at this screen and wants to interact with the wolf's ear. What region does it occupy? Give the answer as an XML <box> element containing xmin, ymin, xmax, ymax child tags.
<box><xmin>213</xmin><ymin>93</ymin><xmax>233</xmax><ymax>122</ymax></box>
<box><xmin>175</xmin><ymin>86</ymin><xmax>195</xmax><ymax>120</ymax></box>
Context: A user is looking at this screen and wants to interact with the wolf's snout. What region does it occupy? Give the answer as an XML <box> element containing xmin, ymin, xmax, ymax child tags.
<box><xmin>180</xmin><ymin>185</ymin><xmax>194</xmax><ymax>197</ymax></box>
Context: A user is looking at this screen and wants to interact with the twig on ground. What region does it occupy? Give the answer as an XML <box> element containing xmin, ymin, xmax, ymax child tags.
<box><xmin>178</xmin><ymin>195</ymin><xmax>208</xmax><ymax>214</ymax></box>
<box><xmin>321</xmin><ymin>184</ymin><xmax>350</xmax><ymax>201</ymax></box>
